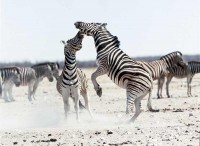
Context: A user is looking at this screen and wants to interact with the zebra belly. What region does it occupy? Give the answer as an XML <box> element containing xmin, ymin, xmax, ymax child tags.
<box><xmin>107</xmin><ymin>66</ymin><xmax>152</xmax><ymax>89</ymax></box>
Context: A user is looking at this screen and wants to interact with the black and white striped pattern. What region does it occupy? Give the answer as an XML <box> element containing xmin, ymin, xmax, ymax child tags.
<box><xmin>140</xmin><ymin>51</ymin><xmax>187</xmax><ymax>99</ymax></box>
<box><xmin>164</xmin><ymin>61</ymin><xmax>200</xmax><ymax>97</ymax></box>
<box><xmin>3</xmin><ymin>64</ymin><xmax>54</xmax><ymax>101</ymax></box>
<box><xmin>74</xmin><ymin>22</ymin><xmax>153</xmax><ymax>123</ymax></box>
<box><xmin>0</xmin><ymin>67</ymin><xmax>21</xmax><ymax>102</ymax></box>
<box><xmin>57</xmin><ymin>31</ymin><xmax>92</xmax><ymax>120</ymax></box>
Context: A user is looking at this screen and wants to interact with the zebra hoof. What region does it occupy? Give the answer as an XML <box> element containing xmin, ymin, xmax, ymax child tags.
<box><xmin>96</xmin><ymin>87</ymin><xmax>102</xmax><ymax>97</ymax></box>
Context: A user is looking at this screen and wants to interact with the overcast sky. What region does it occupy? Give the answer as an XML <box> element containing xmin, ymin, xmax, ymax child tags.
<box><xmin>0</xmin><ymin>0</ymin><xmax>199</xmax><ymax>63</ymax></box>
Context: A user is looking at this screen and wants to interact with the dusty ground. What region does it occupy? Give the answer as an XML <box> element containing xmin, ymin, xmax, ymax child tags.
<box><xmin>0</xmin><ymin>68</ymin><xmax>200</xmax><ymax>146</ymax></box>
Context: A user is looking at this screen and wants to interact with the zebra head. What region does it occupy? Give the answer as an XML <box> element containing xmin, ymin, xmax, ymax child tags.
<box><xmin>74</xmin><ymin>22</ymin><xmax>107</xmax><ymax>36</ymax></box>
<box><xmin>160</xmin><ymin>51</ymin><xmax>187</xmax><ymax>69</ymax></box>
<box><xmin>7</xmin><ymin>67</ymin><xmax>21</xmax><ymax>87</ymax></box>
<box><xmin>50</xmin><ymin>62</ymin><xmax>60</xmax><ymax>80</ymax></box>
<box><xmin>43</xmin><ymin>65</ymin><xmax>54</xmax><ymax>82</ymax></box>
<box><xmin>61</xmin><ymin>31</ymin><xmax>84</xmax><ymax>53</ymax></box>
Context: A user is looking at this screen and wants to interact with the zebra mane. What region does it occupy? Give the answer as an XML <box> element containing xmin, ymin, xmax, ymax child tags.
<box><xmin>102</xmin><ymin>30</ymin><xmax>120</xmax><ymax>48</ymax></box>
<box><xmin>32</xmin><ymin>62</ymin><xmax>60</xmax><ymax>69</ymax></box>
<box><xmin>160</xmin><ymin>51</ymin><xmax>182</xmax><ymax>60</ymax></box>
<box><xmin>111</xmin><ymin>36</ymin><xmax>120</xmax><ymax>48</ymax></box>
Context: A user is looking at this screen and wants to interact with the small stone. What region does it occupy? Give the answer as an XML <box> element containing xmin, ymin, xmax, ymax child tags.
<box><xmin>189</xmin><ymin>113</ymin><xmax>193</xmax><ymax>117</ymax></box>
<box><xmin>48</xmin><ymin>134</ymin><xmax>52</xmax><ymax>137</ymax></box>
<box><xmin>13</xmin><ymin>142</ymin><xmax>18</xmax><ymax>145</ymax></box>
<box><xmin>50</xmin><ymin>138</ymin><xmax>57</xmax><ymax>142</ymax></box>
<box><xmin>95</xmin><ymin>131</ymin><xmax>101</xmax><ymax>135</ymax></box>
<box><xmin>107</xmin><ymin>130</ymin><xmax>113</xmax><ymax>135</ymax></box>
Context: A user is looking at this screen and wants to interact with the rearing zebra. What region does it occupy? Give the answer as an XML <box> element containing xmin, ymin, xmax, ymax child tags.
<box><xmin>74</xmin><ymin>22</ymin><xmax>154</xmax><ymax>123</ymax></box>
<box><xmin>3</xmin><ymin>64</ymin><xmax>54</xmax><ymax>101</ymax></box>
<box><xmin>0</xmin><ymin>66</ymin><xmax>21</xmax><ymax>102</ymax></box>
<box><xmin>163</xmin><ymin>61</ymin><xmax>200</xmax><ymax>97</ymax></box>
<box><xmin>57</xmin><ymin>31</ymin><xmax>92</xmax><ymax>120</ymax></box>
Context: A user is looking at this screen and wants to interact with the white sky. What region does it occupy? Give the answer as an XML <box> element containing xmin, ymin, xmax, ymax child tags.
<box><xmin>0</xmin><ymin>0</ymin><xmax>200</xmax><ymax>63</ymax></box>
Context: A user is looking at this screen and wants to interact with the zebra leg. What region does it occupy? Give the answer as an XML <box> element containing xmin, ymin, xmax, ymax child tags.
<box><xmin>166</xmin><ymin>75</ymin><xmax>173</xmax><ymax>98</ymax></box>
<box><xmin>147</xmin><ymin>88</ymin><xmax>159</xmax><ymax>112</ymax></box>
<box><xmin>127</xmin><ymin>97</ymin><xmax>143</xmax><ymax>123</ymax></box>
<box><xmin>32</xmin><ymin>81</ymin><xmax>39</xmax><ymax>100</ymax></box>
<box><xmin>157</xmin><ymin>76</ymin><xmax>165</xmax><ymax>98</ymax></box>
<box><xmin>126</xmin><ymin>85</ymin><xmax>148</xmax><ymax>123</ymax></box>
<box><xmin>63</xmin><ymin>96</ymin><xmax>70</xmax><ymax>119</ymax></box>
<box><xmin>91</xmin><ymin>66</ymin><xmax>107</xmax><ymax>97</ymax></box>
<box><xmin>187</xmin><ymin>75</ymin><xmax>193</xmax><ymax>97</ymax></box>
<box><xmin>8</xmin><ymin>87</ymin><xmax>15</xmax><ymax>102</ymax></box>
<box><xmin>73</xmin><ymin>88</ymin><xmax>80</xmax><ymax>121</ymax></box>
<box><xmin>80</xmin><ymin>88</ymin><xmax>93</xmax><ymax>119</ymax></box>
<box><xmin>28</xmin><ymin>84</ymin><xmax>34</xmax><ymax>101</ymax></box>
<box><xmin>2</xmin><ymin>83</ymin><xmax>10</xmax><ymax>102</ymax></box>
<box><xmin>72</xmin><ymin>97</ymin><xmax>85</xmax><ymax>110</ymax></box>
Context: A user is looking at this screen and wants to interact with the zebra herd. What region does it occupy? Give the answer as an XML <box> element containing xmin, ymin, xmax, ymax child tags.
<box><xmin>0</xmin><ymin>21</ymin><xmax>200</xmax><ymax>123</ymax></box>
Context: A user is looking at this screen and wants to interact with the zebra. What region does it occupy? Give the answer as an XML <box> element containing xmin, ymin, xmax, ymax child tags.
<box><xmin>3</xmin><ymin>64</ymin><xmax>54</xmax><ymax>101</ymax></box>
<box><xmin>162</xmin><ymin>61</ymin><xmax>200</xmax><ymax>97</ymax></box>
<box><xmin>138</xmin><ymin>51</ymin><xmax>187</xmax><ymax>107</ymax></box>
<box><xmin>74</xmin><ymin>22</ymin><xmax>155</xmax><ymax>123</ymax></box>
<box><xmin>57</xmin><ymin>31</ymin><xmax>92</xmax><ymax>120</ymax></box>
<box><xmin>0</xmin><ymin>67</ymin><xmax>21</xmax><ymax>102</ymax></box>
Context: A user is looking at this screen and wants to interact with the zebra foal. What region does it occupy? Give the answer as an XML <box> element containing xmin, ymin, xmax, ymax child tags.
<box><xmin>0</xmin><ymin>66</ymin><xmax>21</xmax><ymax>102</ymax></box>
<box><xmin>75</xmin><ymin>22</ymin><xmax>154</xmax><ymax>123</ymax></box>
<box><xmin>57</xmin><ymin>31</ymin><xmax>92</xmax><ymax>120</ymax></box>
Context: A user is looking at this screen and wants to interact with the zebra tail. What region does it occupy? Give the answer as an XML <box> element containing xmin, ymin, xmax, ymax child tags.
<box><xmin>79</xmin><ymin>100</ymin><xmax>86</xmax><ymax>110</ymax></box>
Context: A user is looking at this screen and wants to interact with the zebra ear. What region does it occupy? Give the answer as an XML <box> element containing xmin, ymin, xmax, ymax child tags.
<box><xmin>176</xmin><ymin>51</ymin><xmax>182</xmax><ymax>56</ymax></box>
<box><xmin>102</xmin><ymin>23</ymin><xmax>107</xmax><ymax>27</ymax></box>
<box><xmin>61</xmin><ymin>40</ymin><xmax>66</xmax><ymax>44</ymax></box>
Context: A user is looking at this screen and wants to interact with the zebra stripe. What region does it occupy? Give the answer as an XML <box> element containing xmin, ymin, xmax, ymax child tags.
<box><xmin>74</xmin><ymin>21</ymin><xmax>153</xmax><ymax>123</ymax></box>
<box><xmin>57</xmin><ymin>31</ymin><xmax>92</xmax><ymax>120</ymax></box>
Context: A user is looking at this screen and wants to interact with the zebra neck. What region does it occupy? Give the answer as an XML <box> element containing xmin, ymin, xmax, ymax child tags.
<box><xmin>64</xmin><ymin>52</ymin><xmax>77</xmax><ymax>68</ymax></box>
<box><xmin>63</xmin><ymin>53</ymin><xmax>77</xmax><ymax>76</ymax></box>
<box><xmin>93</xmin><ymin>30</ymin><xmax>120</xmax><ymax>54</ymax></box>
<box><xmin>34</xmin><ymin>68</ymin><xmax>45</xmax><ymax>79</ymax></box>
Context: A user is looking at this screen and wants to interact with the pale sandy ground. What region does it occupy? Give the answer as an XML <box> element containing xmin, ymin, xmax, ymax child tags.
<box><xmin>0</xmin><ymin>68</ymin><xmax>200</xmax><ymax>146</ymax></box>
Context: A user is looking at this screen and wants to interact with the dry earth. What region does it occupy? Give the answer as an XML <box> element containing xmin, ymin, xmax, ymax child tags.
<box><xmin>0</xmin><ymin>68</ymin><xmax>200</xmax><ymax>146</ymax></box>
